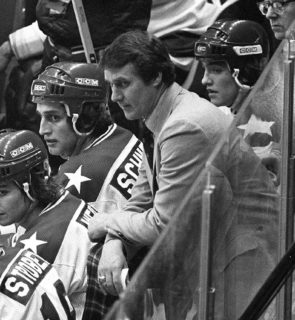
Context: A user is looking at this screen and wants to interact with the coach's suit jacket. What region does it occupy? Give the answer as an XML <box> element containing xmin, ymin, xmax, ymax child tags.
<box><xmin>107</xmin><ymin>82</ymin><xmax>279</xmax><ymax>320</ymax></box>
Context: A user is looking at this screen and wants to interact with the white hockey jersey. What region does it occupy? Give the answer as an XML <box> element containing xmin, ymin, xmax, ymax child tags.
<box><xmin>0</xmin><ymin>248</ymin><xmax>75</xmax><ymax>320</ymax></box>
<box><xmin>55</xmin><ymin>124</ymin><xmax>143</xmax><ymax>213</ymax></box>
<box><xmin>9</xmin><ymin>191</ymin><xmax>97</xmax><ymax>320</ymax></box>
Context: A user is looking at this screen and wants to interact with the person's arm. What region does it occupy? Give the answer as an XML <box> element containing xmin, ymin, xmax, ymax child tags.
<box><xmin>88</xmin><ymin>152</ymin><xmax>153</xmax><ymax>242</ymax></box>
<box><xmin>9</xmin><ymin>21</ymin><xmax>46</xmax><ymax>60</ymax></box>
<box><xmin>88</xmin><ymin>117</ymin><xmax>216</xmax><ymax>296</ymax></box>
<box><xmin>0</xmin><ymin>40</ymin><xmax>14</xmax><ymax>72</ymax></box>
<box><xmin>260</xmin><ymin>141</ymin><xmax>281</xmax><ymax>187</ymax></box>
<box><xmin>97</xmin><ymin>237</ymin><xmax>128</xmax><ymax>296</ymax></box>
<box><xmin>88</xmin><ymin>156</ymin><xmax>152</xmax><ymax>296</ymax></box>
<box><xmin>0</xmin><ymin>21</ymin><xmax>46</xmax><ymax>73</ymax></box>
<box><xmin>89</xmin><ymin>118</ymin><xmax>214</xmax><ymax>246</ymax></box>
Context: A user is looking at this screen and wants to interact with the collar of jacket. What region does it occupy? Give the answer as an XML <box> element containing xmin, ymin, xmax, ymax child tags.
<box><xmin>145</xmin><ymin>82</ymin><xmax>183</xmax><ymax>137</ymax></box>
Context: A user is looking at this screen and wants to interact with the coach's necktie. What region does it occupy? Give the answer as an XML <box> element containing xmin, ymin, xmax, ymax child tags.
<box><xmin>142</xmin><ymin>124</ymin><xmax>154</xmax><ymax>170</ymax></box>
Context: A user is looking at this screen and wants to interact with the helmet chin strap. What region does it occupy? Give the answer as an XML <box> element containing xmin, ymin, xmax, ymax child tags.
<box><xmin>22</xmin><ymin>182</ymin><xmax>36</xmax><ymax>202</ymax></box>
<box><xmin>232</xmin><ymin>68</ymin><xmax>252</xmax><ymax>91</ymax></box>
<box><xmin>64</xmin><ymin>103</ymin><xmax>95</xmax><ymax>136</ymax></box>
<box><xmin>229</xmin><ymin>70</ymin><xmax>251</xmax><ymax>114</ymax></box>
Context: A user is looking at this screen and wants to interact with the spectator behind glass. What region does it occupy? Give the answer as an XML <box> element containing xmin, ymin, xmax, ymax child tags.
<box><xmin>0</xmin><ymin>1</ymin><xmax>242</xmax><ymax>135</ymax></box>
<box><xmin>234</xmin><ymin>1</ymin><xmax>295</xmax><ymax>185</ymax></box>
<box><xmin>0</xmin><ymin>1</ymin><xmax>239</xmax><ymax>85</ymax></box>
<box><xmin>87</xmin><ymin>30</ymin><xmax>279</xmax><ymax>320</ymax></box>
<box><xmin>257</xmin><ymin>0</ymin><xmax>295</xmax><ymax>41</ymax></box>
<box><xmin>0</xmin><ymin>0</ymin><xmax>152</xmax><ymax>70</ymax></box>
<box><xmin>0</xmin><ymin>0</ymin><xmax>152</xmax><ymax>148</ymax></box>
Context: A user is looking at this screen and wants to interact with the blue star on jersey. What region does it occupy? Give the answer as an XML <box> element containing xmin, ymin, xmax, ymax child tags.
<box><xmin>238</xmin><ymin>114</ymin><xmax>275</xmax><ymax>139</ymax></box>
<box><xmin>64</xmin><ymin>165</ymin><xmax>91</xmax><ymax>194</ymax></box>
<box><xmin>20</xmin><ymin>232</ymin><xmax>47</xmax><ymax>253</ymax></box>
<box><xmin>5</xmin><ymin>192</ymin><xmax>95</xmax><ymax>319</ymax></box>
<box><xmin>55</xmin><ymin>124</ymin><xmax>143</xmax><ymax>211</ymax></box>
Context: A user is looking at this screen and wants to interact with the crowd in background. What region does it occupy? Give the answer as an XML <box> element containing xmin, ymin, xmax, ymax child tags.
<box><xmin>0</xmin><ymin>0</ymin><xmax>294</xmax><ymax>320</ymax></box>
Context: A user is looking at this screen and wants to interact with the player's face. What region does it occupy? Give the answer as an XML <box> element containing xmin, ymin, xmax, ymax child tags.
<box><xmin>0</xmin><ymin>181</ymin><xmax>30</xmax><ymax>226</ymax></box>
<box><xmin>37</xmin><ymin>102</ymin><xmax>78</xmax><ymax>159</ymax></box>
<box><xmin>105</xmin><ymin>63</ymin><xmax>160</xmax><ymax>120</ymax></box>
<box><xmin>265</xmin><ymin>1</ymin><xmax>295</xmax><ymax>40</ymax></box>
<box><xmin>201</xmin><ymin>60</ymin><xmax>239</xmax><ymax>107</ymax></box>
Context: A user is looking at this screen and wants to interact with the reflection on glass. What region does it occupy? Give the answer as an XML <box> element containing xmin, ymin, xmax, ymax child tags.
<box><xmin>102</xmin><ymin>23</ymin><xmax>295</xmax><ymax>320</ymax></box>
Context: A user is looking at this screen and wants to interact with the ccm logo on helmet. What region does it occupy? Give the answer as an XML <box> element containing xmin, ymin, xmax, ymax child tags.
<box><xmin>195</xmin><ymin>44</ymin><xmax>208</xmax><ymax>55</ymax></box>
<box><xmin>75</xmin><ymin>78</ymin><xmax>99</xmax><ymax>86</ymax></box>
<box><xmin>233</xmin><ymin>45</ymin><xmax>262</xmax><ymax>56</ymax></box>
<box><xmin>32</xmin><ymin>83</ymin><xmax>46</xmax><ymax>93</ymax></box>
<box><xmin>10</xmin><ymin>143</ymin><xmax>33</xmax><ymax>158</ymax></box>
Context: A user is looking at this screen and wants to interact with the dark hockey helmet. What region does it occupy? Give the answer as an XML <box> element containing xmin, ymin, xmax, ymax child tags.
<box><xmin>31</xmin><ymin>62</ymin><xmax>108</xmax><ymax>116</ymax></box>
<box><xmin>194</xmin><ymin>19</ymin><xmax>270</xmax><ymax>86</ymax></box>
<box><xmin>0</xmin><ymin>129</ymin><xmax>49</xmax><ymax>187</ymax></box>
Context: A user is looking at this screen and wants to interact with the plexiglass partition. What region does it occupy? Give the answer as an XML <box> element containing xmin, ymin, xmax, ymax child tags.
<box><xmin>103</xmin><ymin>30</ymin><xmax>295</xmax><ymax>320</ymax></box>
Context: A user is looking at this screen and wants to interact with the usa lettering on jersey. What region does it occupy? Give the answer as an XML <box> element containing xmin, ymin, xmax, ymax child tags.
<box><xmin>76</xmin><ymin>204</ymin><xmax>97</xmax><ymax>228</ymax></box>
<box><xmin>1</xmin><ymin>249</ymin><xmax>50</xmax><ymax>305</ymax></box>
<box><xmin>111</xmin><ymin>141</ymin><xmax>143</xmax><ymax>199</ymax></box>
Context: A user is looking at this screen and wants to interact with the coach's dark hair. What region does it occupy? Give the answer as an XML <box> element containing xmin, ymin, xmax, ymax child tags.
<box><xmin>101</xmin><ymin>30</ymin><xmax>175</xmax><ymax>86</ymax></box>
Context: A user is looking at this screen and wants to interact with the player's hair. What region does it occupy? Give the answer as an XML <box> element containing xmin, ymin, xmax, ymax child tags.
<box><xmin>29</xmin><ymin>170</ymin><xmax>65</xmax><ymax>207</ymax></box>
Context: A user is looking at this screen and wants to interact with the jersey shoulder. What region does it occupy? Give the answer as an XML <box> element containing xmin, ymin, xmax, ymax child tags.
<box><xmin>0</xmin><ymin>248</ymin><xmax>75</xmax><ymax>320</ymax></box>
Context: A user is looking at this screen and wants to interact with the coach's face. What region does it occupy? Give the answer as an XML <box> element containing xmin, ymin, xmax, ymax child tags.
<box><xmin>105</xmin><ymin>63</ymin><xmax>161</xmax><ymax>120</ymax></box>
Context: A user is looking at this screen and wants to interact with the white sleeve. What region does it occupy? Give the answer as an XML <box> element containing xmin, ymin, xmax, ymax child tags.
<box><xmin>148</xmin><ymin>0</ymin><xmax>240</xmax><ymax>37</ymax></box>
<box><xmin>9</xmin><ymin>21</ymin><xmax>46</xmax><ymax>60</ymax></box>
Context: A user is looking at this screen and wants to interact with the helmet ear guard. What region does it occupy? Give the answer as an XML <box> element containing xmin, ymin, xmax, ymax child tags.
<box><xmin>231</xmin><ymin>69</ymin><xmax>251</xmax><ymax>90</ymax></box>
